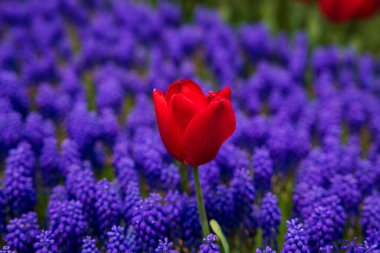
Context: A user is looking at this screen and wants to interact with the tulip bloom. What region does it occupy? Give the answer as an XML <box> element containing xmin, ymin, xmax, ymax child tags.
<box><xmin>153</xmin><ymin>79</ymin><xmax>236</xmax><ymax>167</ymax></box>
<box><xmin>319</xmin><ymin>0</ymin><xmax>380</xmax><ymax>23</ymax></box>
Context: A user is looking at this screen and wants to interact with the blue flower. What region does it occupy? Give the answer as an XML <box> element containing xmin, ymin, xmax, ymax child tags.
<box><xmin>34</xmin><ymin>230</ymin><xmax>58</xmax><ymax>253</ymax></box>
<box><xmin>81</xmin><ymin>236</ymin><xmax>99</xmax><ymax>253</ymax></box>
<box><xmin>281</xmin><ymin>218</ymin><xmax>310</xmax><ymax>253</ymax></box>
<box><xmin>6</xmin><ymin>212</ymin><xmax>39</xmax><ymax>252</ymax></box>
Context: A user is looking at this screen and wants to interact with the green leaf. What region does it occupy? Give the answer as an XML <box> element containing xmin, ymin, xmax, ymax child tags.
<box><xmin>210</xmin><ymin>219</ymin><xmax>230</xmax><ymax>253</ymax></box>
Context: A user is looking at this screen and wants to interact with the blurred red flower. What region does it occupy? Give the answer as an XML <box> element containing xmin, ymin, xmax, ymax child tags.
<box><xmin>153</xmin><ymin>79</ymin><xmax>236</xmax><ymax>167</ymax></box>
<box><xmin>318</xmin><ymin>0</ymin><xmax>380</xmax><ymax>23</ymax></box>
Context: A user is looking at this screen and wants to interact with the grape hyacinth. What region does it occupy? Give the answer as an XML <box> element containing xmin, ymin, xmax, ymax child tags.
<box><xmin>34</xmin><ymin>230</ymin><xmax>59</xmax><ymax>253</ymax></box>
<box><xmin>40</xmin><ymin>137</ymin><xmax>61</xmax><ymax>186</ymax></box>
<box><xmin>230</xmin><ymin>168</ymin><xmax>255</xmax><ymax>227</ymax></box>
<box><xmin>155</xmin><ymin>238</ymin><xmax>179</xmax><ymax>253</ymax></box>
<box><xmin>81</xmin><ymin>236</ymin><xmax>100</xmax><ymax>253</ymax></box>
<box><xmin>0</xmin><ymin>0</ymin><xmax>379</xmax><ymax>252</ymax></box>
<box><xmin>259</xmin><ymin>192</ymin><xmax>281</xmax><ymax>249</ymax></box>
<box><xmin>198</xmin><ymin>234</ymin><xmax>220</xmax><ymax>253</ymax></box>
<box><xmin>252</xmin><ymin>147</ymin><xmax>273</xmax><ymax>192</ymax></box>
<box><xmin>5</xmin><ymin>212</ymin><xmax>39</xmax><ymax>252</ymax></box>
<box><xmin>132</xmin><ymin>193</ymin><xmax>167</xmax><ymax>253</ymax></box>
<box><xmin>0</xmin><ymin>246</ymin><xmax>16</xmax><ymax>253</ymax></box>
<box><xmin>106</xmin><ymin>226</ymin><xmax>130</xmax><ymax>253</ymax></box>
<box><xmin>281</xmin><ymin>218</ymin><xmax>310</xmax><ymax>253</ymax></box>
<box><xmin>256</xmin><ymin>247</ymin><xmax>276</xmax><ymax>253</ymax></box>
<box><xmin>4</xmin><ymin>164</ymin><xmax>36</xmax><ymax>216</ymax></box>
<box><xmin>48</xmin><ymin>200</ymin><xmax>88</xmax><ymax>251</ymax></box>
<box><xmin>95</xmin><ymin>178</ymin><xmax>121</xmax><ymax>239</ymax></box>
<box><xmin>306</xmin><ymin>197</ymin><xmax>346</xmax><ymax>250</ymax></box>
<box><xmin>362</xmin><ymin>193</ymin><xmax>380</xmax><ymax>237</ymax></box>
<box><xmin>0</xmin><ymin>186</ymin><xmax>6</xmax><ymax>234</ymax></box>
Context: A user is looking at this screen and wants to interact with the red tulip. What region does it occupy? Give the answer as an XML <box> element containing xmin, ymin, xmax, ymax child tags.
<box><xmin>319</xmin><ymin>0</ymin><xmax>380</xmax><ymax>23</ymax></box>
<box><xmin>153</xmin><ymin>79</ymin><xmax>236</xmax><ymax>167</ymax></box>
<box><xmin>355</xmin><ymin>0</ymin><xmax>380</xmax><ymax>19</ymax></box>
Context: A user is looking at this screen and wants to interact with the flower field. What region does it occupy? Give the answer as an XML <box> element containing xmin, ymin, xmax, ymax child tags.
<box><xmin>0</xmin><ymin>0</ymin><xmax>380</xmax><ymax>252</ymax></box>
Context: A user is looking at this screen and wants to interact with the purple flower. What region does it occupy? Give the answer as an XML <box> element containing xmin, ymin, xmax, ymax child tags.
<box><xmin>319</xmin><ymin>245</ymin><xmax>334</xmax><ymax>253</ymax></box>
<box><xmin>0</xmin><ymin>112</ymin><xmax>23</xmax><ymax>152</ymax></box>
<box><xmin>163</xmin><ymin>191</ymin><xmax>184</xmax><ymax>239</ymax></box>
<box><xmin>259</xmin><ymin>192</ymin><xmax>281</xmax><ymax>248</ymax></box>
<box><xmin>48</xmin><ymin>200</ymin><xmax>88</xmax><ymax>251</ymax></box>
<box><xmin>365</xmin><ymin>228</ymin><xmax>380</xmax><ymax>249</ymax></box>
<box><xmin>81</xmin><ymin>236</ymin><xmax>100</xmax><ymax>253</ymax></box>
<box><xmin>181</xmin><ymin>197</ymin><xmax>202</xmax><ymax>247</ymax></box>
<box><xmin>23</xmin><ymin>112</ymin><xmax>54</xmax><ymax>153</ymax></box>
<box><xmin>215</xmin><ymin>142</ymin><xmax>249</xmax><ymax>179</ymax></box>
<box><xmin>122</xmin><ymin>182</ymin><xmax>141</xmax><ymax>225</ymax></box>
<box><xmin>0</xmin><ymin>246</ymin><xmax>17</xmax><ymax>253</ymax></box>
<box><xmin>22</xmin><ymin>52</ymin><xmax>58</xmax><ymax>84</ymax></box>
<box><xmin>126</xmin><ymin>94</ymin><xmax>155</xmax><ymax>132</ymax></box>
<box><xmin>132</xmin><ymin>193</ymin><xmax>167</xmax><ymax>253</ymax></box>
<box><xmin>40</xmin><ymin>137</ymin><xmax>61</xmax><ymax>186</ymax></box>
<box><xmin>341</xmin><ymin>237</ymin><xmax>364</xmax><ymax>253</ymax></box>
<box><xmin>281</xmin><ymin>218</ymin><xmax>310</xmax><ymax>253</ymax></box>
<box><xmin>198</xmin><ymin>234</ymin><xmax>220</xmax><ymax>253</ymax></box>
<box><xmin>362</xmin><ymin>194</ymin><xmax>380</xmax><ymax>237</ymax></box>
<box><xmin>205</xmin><ymin>185</ymin><xmax>234</xmax><ymax>233</ymax></box>
<box><xmin>0</xmin><ymin>186</ymin><xmax>6</xmax><ymax>233</ymax></box>
<box><xmin>58</xmin><ymin>67</ymin><xmax>85</xmax><ymax>98</ymax></box>
<box><xmin>329</xmin><ymin>174</ymin><xmax>361</xmax><ymax>213</ymax></box>
<box><xmin>156</xmin><ymin>238</ymin><xmax>179</xmax><ymax>253</ymax></box>
<box><xmin>293</xmin><ymin>184</ymin><xmax>327</xmax><ymax>219</ymax></box>
<box><xmin>34</xmin><ymin>230</ymin><xmax>58</xmax><ymax>253</ymax></box>
<box><xmin>158</xmin><ymin>2</ymin><xmax>181</xmax><ymax>27</ymax></box>
<box><xmin>95</xmin><ymin>179</ymin><xmax>121</xmax><ymax>240</ymax></box>
<box><xmin>99</xmin><ymin>109</ymin><xmax>120</xmax><ymax>147</ymax></box>
<box><xmin>0</xmin><ymin>71</ymin><xmax>29</xmax><ymax>114</ymax></box>
<box><xmin>159</xmin><ymin>163</ymin><xmax>181</xmax><ymax>191</ymax></box>
<box><xmin>35</xmin><ymin>87</ymin><xmax>69</xmax><ymax>122</ymax></box>
<box><xmin>231</xmin><ymin>114</ymin><xmax>268</xmax><ymax>150</ymax></box>
<box><xmin>305</xmin><ymin>195</ymin><xmax>346</xmax><ymax>250</ymax></box>
<box><xmin>60</xmin><ymin>139</ymin><xmax>81</xmax><ymax>175</ymax></box>
<box><xmin>230</xmin><ymin>168</ymin><xmax>255</xmax><ymax>227</ymax></box>
<box><xmin>4</xmin><ymin>163</ymin><xmax>36</xmax><ymax>216</ymax></box>
<box><xmin>240</xmin><ymin>24</ymin><xmax>273</xmax><ymax>63</ymax></box>
<box><xmin>106</xmin><ymin>226</ymin><xmax>131</xmax><ymax>253</ymax></box>
<box><xmin>114</xmin><ymin>156</ymin><xmax>138</xmax><ymax>195</ymax></box>
<box><xmin>6</xmin><ymin>212</ymin><xmax>39</xmax><ymax>252</ymax></box>
<box><xmin>312</xmin><ymin>47</ymin><xmax>339</xmax><ymax>76</ymax></box>
<box><xmin>48</xmin><ymin>185</ymin><xmax>68</xmax><ymax>205</ymax></box>
<box><xmin>95</xmin><ymin>78</ymin><xmax>124</xmax><ymax>112</ymax></box>
<box><xmin>199</xmin><ymin>162</ymin><xmax>221</xmax><ymax>192</ymax></box>
<box><xmin>131</xmin><ymin>127</ymin><xmax>176</xmax><ymax>190</ymax></box>
<box><xmin>256</xmin><ymin>246</ymin><xmax>276</xmax><ymax>253</ymax></box>
<box><xmin>65</xmin><ymin>104</ymin><xmax>100</xmax><ymax>152</ymax></box>
<box><xmin>65</xmin><ymin>164</ymin><xmax>97</xmax><ymax>224</ymax></box>
<box><xmin>5</xmin><ymin>141</ymin><xmax>35</xmax><ymax>177</ymax></box>
<box><xmin>252</xmin><ymin>147</ymin><xmax>273</xmax><ymax>192</ymax></box>
<box><xmin>355</xmin><ymin>160</ymin><xmax>377</xmax><ymax>195</ymax></box>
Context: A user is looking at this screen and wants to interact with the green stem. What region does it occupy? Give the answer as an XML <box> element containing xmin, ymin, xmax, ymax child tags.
<box><xmin>193</xmin><ymin>166</ymin><xmax>210</xmax><ymax>237</ymax></box>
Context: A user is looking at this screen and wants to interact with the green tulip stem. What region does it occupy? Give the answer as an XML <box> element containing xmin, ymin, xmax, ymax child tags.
<box><xmin>193</xmin><ymin>166</ymin><xmax>210</xmax><ymax>237</ymax></box>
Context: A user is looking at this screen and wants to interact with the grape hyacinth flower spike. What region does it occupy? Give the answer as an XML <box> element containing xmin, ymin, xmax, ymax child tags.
<box><xmin>153</xmin><ymin>79</ymin><xmax>236</xmax><ymax>237</ymax></box>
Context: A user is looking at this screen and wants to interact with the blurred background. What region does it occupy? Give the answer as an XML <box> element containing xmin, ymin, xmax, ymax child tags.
<box><xmin>164</xmin><ymin>0</ymin><xmax>380</xmax><ymax>53</ymax></box>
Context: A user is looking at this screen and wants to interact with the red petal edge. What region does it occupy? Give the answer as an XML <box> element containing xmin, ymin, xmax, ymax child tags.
<box><xmin>183</xmin><ymin>98</ymin><xmax>236</xmax><ymax>166</ymax></box>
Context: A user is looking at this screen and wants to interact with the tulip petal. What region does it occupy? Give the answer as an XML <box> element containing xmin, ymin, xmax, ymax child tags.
<box><xmin>216</xmin><ymin>86</ymin><xmax>232</xmax><ymax>100</ymax></box>
<box><xmin>183</xmin><ymin>98</ymin><xmax>236</xmax><ymax>166</ymax></box>
<box><xmin>153</xmin><ymin>89</ymin><xmax>182</xmax><ymax>161</ymax></box>
<box><xmin>167</xmin><ymin>94</ymin><xmax>200</xmax><ymax>162</ymax></box>
<box><xmin>170</xmin><ymin>94</ymin><xmax>200</xmax><ymax>136</ymax></box>
<box><xmin>165</xmin><ymin>79</ymin><xmax>207</xmax><ymax>108</ymax></box>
